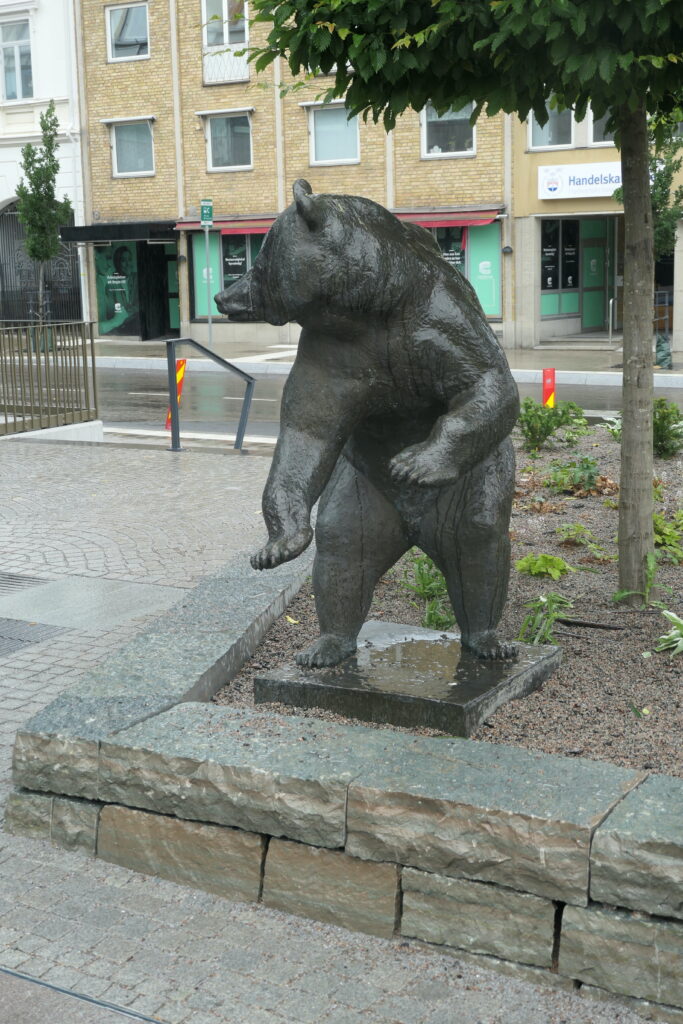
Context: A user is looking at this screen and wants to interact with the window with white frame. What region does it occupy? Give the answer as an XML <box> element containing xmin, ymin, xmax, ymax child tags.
<box><xmin>207</xmin><ymin>112</ymin><xmax>251</xmax><ymax>170</ymax></box>
<box><xmin>0</xmin><ymin>19</ymin><xmax>32</xmax><ymax>100</ymax></box>
<box><xmin>106</xmin><ymin>3</ymin><xmax>149</xmax><ymax>61</ymax></box>
<box><xmin>109</xmin><ymin>119</ymin><xmax>154</xmax><ymax>176</ymax></box>
<box><xmin>422</xmin><ymin>102</ymin><xmax>475</xmax><ymax>157</ymax></box>
<box><xmin>202</xmin><ymin>0</ymin><xmax>248</xmax><ymax>83</ymax></box>
<box><xmin>590</xmin><ymin>109</ymin><xmax>615</xmax><ymax>145</ymax></box>
<box><xmin>530</xmin><ymin>102</ymin><xmax>572</xmax><ymax>148</ymax></box>
<box><xmin>309</xmin><ymin>104</ymin><xmax>359</xmax><ymax>165</ymax></box>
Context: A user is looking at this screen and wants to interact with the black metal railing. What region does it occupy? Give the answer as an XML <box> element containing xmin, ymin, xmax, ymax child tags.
<box><xmin>0</xmin><ymin>321</ymin><xmax>98</xmax><ymax>437</ymax></box>
<box><xmin>163</xmin><ymin>337</ymin><xmax>255</xmax><ymax>451</ymax></box>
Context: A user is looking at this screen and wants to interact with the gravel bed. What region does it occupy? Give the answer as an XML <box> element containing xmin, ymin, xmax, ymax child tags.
<box><xmin>215</xmin><ymin>424</ymin><xmax>683</xmax><ymax>777</ymax></box>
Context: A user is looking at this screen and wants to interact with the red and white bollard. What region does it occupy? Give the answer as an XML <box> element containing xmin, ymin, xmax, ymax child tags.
<box><xmin>542</xmin><ymin>367</ymin><xmax>555</xmax><ymax>409</ymax></box>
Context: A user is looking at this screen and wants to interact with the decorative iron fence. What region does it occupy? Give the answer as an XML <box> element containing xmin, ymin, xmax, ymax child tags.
<box><xmin>0</xmin><ymin>321</ymin><xmax>98</xmax><ymax>437</ymax></box>
<box><xmin>0</xmin><ymin>206</ymin><xmax>83</xmax><ymax>322</ymax></box>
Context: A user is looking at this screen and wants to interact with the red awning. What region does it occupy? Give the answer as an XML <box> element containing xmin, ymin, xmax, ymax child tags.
<box><xmin>175</xmin><ymin>217</ymin><xmax>275</xmax><ymax>233</ymax></box>
<box><xmin>396</xmin><ymin>211</ymin><xmax>500</xmax><ymax>228</ymax></box>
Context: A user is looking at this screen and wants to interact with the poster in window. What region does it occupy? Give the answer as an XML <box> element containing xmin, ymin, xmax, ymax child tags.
<box><xmin>561</xmin><ymin>220</ymin><xmax>579</xmax><ymax>289</ymax></box>
<box><xmin>541</xmin><ymin>220</ymin><xmax>559</xmax><ymax>290</ymax></box>
<box><xmin>222</xmin><ymin>235</ymin><xmax>248</xmax><ymax>284</ymax></box>
<box><xmin>95</xmin><ymin>242</ymin><xmax>139</xmax><ymax>335</ymax></box>
<box><xmin>435</xmin><ymin>226</ymin><xmax>464</xmax><ymax>268</ymax></box>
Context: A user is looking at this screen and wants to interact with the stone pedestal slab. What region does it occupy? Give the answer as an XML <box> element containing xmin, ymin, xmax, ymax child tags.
<box><xmin>255</xmin><ymin>621</ymin><xmax>561</xmax><ymax>735</ymax></box>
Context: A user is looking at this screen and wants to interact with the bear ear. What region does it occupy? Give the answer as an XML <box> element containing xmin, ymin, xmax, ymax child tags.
<box><xmin>293</xmin><ymin>178</ymin><xmax>322</xmax><ymax>231</ymax></box>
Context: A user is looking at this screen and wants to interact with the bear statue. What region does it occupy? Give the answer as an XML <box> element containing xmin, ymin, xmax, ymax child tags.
<box><xmin>215</xmin><ymin>180</ymin><xmax>520</xmax><ymax>668</ymax></box>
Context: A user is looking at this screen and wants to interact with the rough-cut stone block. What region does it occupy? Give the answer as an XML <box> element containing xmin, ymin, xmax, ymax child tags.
<box><xmin>346</xmin><ymin>741</ymin><xmax>643</xmax><ymax>905</ymax></box>
<box><xmin>401</xmin><ymin>867</ymin><xmax>554</xmax><ymax>967</ymax></box>
<box><xmin>591</xmin><ymin>773</ymin><xmax>683</xmax><ymax>920</ymax></box>
<box><xmin>97</xmin><ymin>805</ymin><xmax>264</xmax><ymax>902</ymax></box>
<box><xmin>262</xmin><ymin>838</ymin><xmax>399</xmax><ymax>937</ymax></box>
<box><xmin>3</xmin><ymin>790</ymin><xmax>53</xmax><ymax>839</ymax></box>
<box><xmin>99</xmin><ymin>706</ymin><xmax>360</xmax><ymax>848</ymax></box>
<box><xmin>560</xmin><ymin>904</ymin><xmax>683</xmax><ymax>1009</ymax></box>
<box><xmin>51</xmin><ymin>797</ymin><xmax>100</xmax><ymax>854</ymax></box>
<box><xmin>12</xmin><ymin>728</ymin><xmax>100</xmax><ymax>801</ymax></box>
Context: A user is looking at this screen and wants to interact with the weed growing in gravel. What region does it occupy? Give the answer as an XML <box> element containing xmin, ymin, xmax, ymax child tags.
<box><xmin>613</xmin><ymin>552</ymin><xmax>672</xmax><ymax>608</ymax></box>
<box><xmin>653</xmin><ymin>610</ymin><xmax>683</xmax><ymax>658</ymax></box>
<box><xmin>402</xmin><ymin>551</ymin><xmax>455</xmax><ymax>630</ymax></box>
<box><xmin>515</xmin><ymin>553</ymin><xmax>575</xmax><ymax>581</ymax></box>
<box><xmin>545</xmin><ymin>457</ymin><xmax>600</xmax><ymax>494</ymax></box>
<box><xmin>517</xmin><ymin>398</ymin><xmax>587</xmax><ymax>452</ymax></box>
<box><xmin>518</xmin><ymin>592</ymin><xmax>574</xmax><ymax>644</ymax></box>
<box><xmin>653</xmin><ymin>510</ymin><xmax>683</xmax><ymax>564</ymax></box>
<box><xmin>555</xmin><ymin>523</ymin><xmax>613</xmax><ymax>561</ymax></box>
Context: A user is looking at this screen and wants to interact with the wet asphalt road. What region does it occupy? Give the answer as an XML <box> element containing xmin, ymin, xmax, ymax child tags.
<box><xmin>96</xmin><ymin>366</ymin><xmax>682</xmax><ymax>439</ymax></box>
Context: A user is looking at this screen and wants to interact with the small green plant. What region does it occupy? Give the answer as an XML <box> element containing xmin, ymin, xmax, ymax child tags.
<box><xmin>653</xmin><ymin>510</ymin><xmax>683</xmax><ymax>564</ymax></box>
<box><xmin>515</xmin><ymin>553</ymin><xmax>575</xmax><ymax>580</ymax></box>
<box><xmin>555</xmin><ymin>523</ymin><xmax>612</xmax><ymax>560</ymax></box>
<box><xmin>613</xmin><ymin>551</ymin><xmax>672</xmax><ymax>607</ymax></box>
<box><xmin>604</xmin><ymin>400</ymin><xmax>683</xmax><ymax>458</ymax></box>
<box><xmin>652</xmin><ymin>478</ymin><xmax>665</xmax><ymax>503</ymax></box>
<box><xmin>545</xmin><ymin>457</ymin><xmax>600</xmax><ymax>494</ymax></box>
<box><xmin>517</xmin><ymin>592</ymin><xmax>574</xmax><ymax>644</ymax></box>
<box><xmin>654</xmin><ymin>609</ymin><xmax>683</xmax><ymax>657</ymax></box>
<box><xmin>517</xmin><ymin>398</ymin><xmax>587</xmax><ymax>452</ymax></box>
<box><xmin>603</xmin><ymin>497</ymin><xmax>619</xmax><ymax>510</ymax></box>
<box><xmin>402</xmin><ymin>551</ymin><xmax>455</xmax><ymax>630</ymax></box>
<box><xmin>653</xmin><ymin>397</ymin><xmax>683</xmax><ymax>459</ymax></box>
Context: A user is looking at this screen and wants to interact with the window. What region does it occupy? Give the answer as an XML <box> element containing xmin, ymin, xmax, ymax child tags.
<box><xmin>541</xmin><ymin>219</ymin><xmax>580</xmax><ymax>317</ymax></box>
<box><xmin>1</xmin><ymin>20</ymin><xmax>32</xmax><ymax>100</ymax></box>
<box><xmin>590</xmin><ymin>110</ymin><xmax>615</xmax><ymax>145</ymax></box>
<box><xmin>222</xmin><ymin>234</ymin><xmax>263</xmax><ymax>286</ymax></box>
<box><xmin>110</xmin><ymin>119</ymin><xmax>154</xmax><ymax>176</ymax></box>
<box><xmin>422</xmin><ymin>102</ymin><xmax>475</xmax><ymax>157</ymax></box>
<box><xmin>309</xmin><ymin>104</ymin><xmax>359</xmax><ymax>165</ymax></box>
<box><xmin>207</xmin><ymin>112</ymin><xmax>252</xmax><ymax>170</ymax></box>
<box><xmin>530</xmin><ymin>103</ymin><xmax>572</xmax><ymax>148</ymax></box>
<box><xmin>106</xmin><ymin>4</ymin><xmax>149</xmax><ymax>61</ymax></box>
<box><xmin>202</xmin><ymin>0</ymin><xmax>248</xmax><ymax>83</ymax></box>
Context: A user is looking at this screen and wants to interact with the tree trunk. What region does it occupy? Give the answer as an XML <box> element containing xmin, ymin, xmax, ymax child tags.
<box><xmin>617</xmin><ymin>101</ymin><xmax>655</xmax><ymax>602</ymax></box>
<box><xmin>37</xmin><ymin>261</ymin><xmax>45</xmax><ymax>325</ymax></box>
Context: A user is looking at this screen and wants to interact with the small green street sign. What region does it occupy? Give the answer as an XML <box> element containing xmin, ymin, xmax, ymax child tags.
<box><xmin>200</xmin><ymin>199</ymin><xmax>213</xmax><ymax>227</ymax></box>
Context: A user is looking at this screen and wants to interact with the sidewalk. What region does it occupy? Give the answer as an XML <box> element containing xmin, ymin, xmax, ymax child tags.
<box><xmin>0</xmin><ymin>437</ymin><xmax>653</xmax><ymax>1024</ymax></box>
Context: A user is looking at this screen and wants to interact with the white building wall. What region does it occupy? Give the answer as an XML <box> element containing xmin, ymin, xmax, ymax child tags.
<box><xmin>0</xmin><ymin>0</ymin><xmax>83</xmax><ymax>218</ymax></box>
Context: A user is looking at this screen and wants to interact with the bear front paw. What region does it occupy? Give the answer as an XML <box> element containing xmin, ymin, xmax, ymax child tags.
<box><xmin>251</xmin><ymin>526</ymin><xmax>313</xmax><ymax>570</ymax></box>
<box><xmin>390</xmin><ymin>443</ymin><xmax>453</xmax><ymax>487</ymax></box>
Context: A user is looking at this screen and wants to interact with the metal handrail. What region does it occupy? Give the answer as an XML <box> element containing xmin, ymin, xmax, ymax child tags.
<box><xmin>163</xmin><ymin>336</ymin><xmax>255</xmax><ymax>451</ymax></box>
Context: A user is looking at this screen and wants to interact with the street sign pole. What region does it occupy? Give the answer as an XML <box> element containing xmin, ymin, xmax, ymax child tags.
<box><xmin>200</xmin><ymin>199</ymin><xmax>214</xmax><ymax>348</ymax></box>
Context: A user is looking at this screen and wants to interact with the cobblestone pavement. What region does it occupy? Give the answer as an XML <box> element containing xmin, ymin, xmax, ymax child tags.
<box><xmin>0</xmin><ymin>439</ymin><xmax>647</xmax><ymax>1024</ymax></box>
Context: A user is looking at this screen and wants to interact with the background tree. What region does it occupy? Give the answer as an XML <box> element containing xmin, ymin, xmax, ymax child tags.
<box><xmin>251</xmin><ymin>0</ymin><xmax>683</xmax><ymax>601</ymax></box>
<box><xmin>16</xmin><ymin>100</ymin><xmax>72</xmax><ymax>323</ymax></box>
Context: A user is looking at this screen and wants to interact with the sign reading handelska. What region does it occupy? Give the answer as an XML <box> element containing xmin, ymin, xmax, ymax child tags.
<box><xmin>538</xmin><ymin>162</ymin><xmax>622</xmax><ymax>200</ymax></box>
<box><xmin>200</xmin><ymin>198</ymin><xmax>213</xmax><ymax>227</ymax></box>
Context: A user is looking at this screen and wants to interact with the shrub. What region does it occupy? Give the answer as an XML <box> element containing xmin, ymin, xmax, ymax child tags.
<box><xmin>545</xmin><ymin>457</ymin><xmax>600</xmax><ymax>494</ymax></box>
<box><xmin>402</xmin><ymin>551</ymin><xmax>456</xmax><ymax>630</ymax></box>
<box><xmin>653</xmin><ymin>510</ymin><xmax>683</xmax><ymax>564</ymax></box>
<box><xmin>517</xmin><ymin>398</ymin><xmax>587</xmax><ymax>452</ymax></box>
<box><xmin>653</xmin><ymin>398</ymin><xmax>683</xmax><ymax>459</ymax></box>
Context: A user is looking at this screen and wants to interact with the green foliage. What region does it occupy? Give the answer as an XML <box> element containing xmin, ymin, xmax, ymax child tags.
<box><xmin>16</xmin><ymin>100</ymin><xmax>72</xmax><ymax>265</ymax></box>
<box><xmin>556</xmin><ymin>523</ymin><xmax>612</xmax><ymax>560</ymax></box>
<box><xmin>603</xmin><ymin>416</ymin><xmax>622</xmax><ymax>441</ymax></box>
<box><xmin>515</xmin><ymin>553</ymin><xmax>575</xmax><ymax>581</ymax></box>
<box><xmin>654</xmin><ymin>609</ymin><xmax>683</xmax><ymax>658</ymax></box>
<box><xmin>544</xmin><ymin>457</ymin><xmax>600</xmax><ymax>494</ymax></box>
<box><xmin>613</xmin><ymin>551</ymin><xmax>671</xmax><ymax>607</ymax></box>
<box><xmin>402</xmin><ymin>551</ymin><xmax>455</xmax><ymax>630</ymax></box>
<box><xmin>517</xmin><ymin>398</ymin><xmax>587</xmax><ymax>452</ymax></box>
<box><xmin>517</xmin><ymin>592</ymin><xmax>573</xmax><ymax>644</ymax></box>
<box><xmin>653</xmin><ymin>510</ymin><xmax>683</xmax><ymax>564</ymax></box>
<box><xmin>652</xmin><ymin>398</ymin><xmax>683</xmax><ymax>458</ymax></box>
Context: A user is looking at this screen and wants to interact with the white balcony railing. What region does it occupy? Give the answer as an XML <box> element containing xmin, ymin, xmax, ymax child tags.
<box><xmin>203</xmin><ymin>46</ymin><xmax>249</xmax><ymax>85</ymax></box>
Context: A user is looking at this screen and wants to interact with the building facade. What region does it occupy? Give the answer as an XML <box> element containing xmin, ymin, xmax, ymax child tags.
<box><xmin>0</xmin><ymin>0</ymin><xmax>85</xmax><ymax>320</ymax></box>
<box><xmin>71</xmin><ymin>0</ymin><xmax>682</xmax><ymax>353</ymax></box>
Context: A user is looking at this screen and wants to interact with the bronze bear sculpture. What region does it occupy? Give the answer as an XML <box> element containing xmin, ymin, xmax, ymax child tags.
<box><xmin>215</xmin><ymin>180</ymin><xmax>519</xmax><ymax>667</ymax></box>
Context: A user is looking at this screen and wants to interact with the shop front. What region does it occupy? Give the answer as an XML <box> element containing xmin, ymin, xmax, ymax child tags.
<box><xmin>540</xmin><ymin>215</ymin><xmax>622</xmax><ymax>332</ymax></box>
<box><xmin>61</xmin><ymin>221</ymin><xmax>179</xmax><ymax>340</ymax></box>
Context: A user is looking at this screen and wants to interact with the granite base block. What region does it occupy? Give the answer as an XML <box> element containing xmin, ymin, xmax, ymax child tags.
<box><xmin>559</xmin><ymin>903</ymin><xmax>683</xmax><ymax>1009</ymax></box>
<box><xmin>4</xmin><ymin>790</ymin><xmax>53</xmax><ymax>840</ymax></box>
<box><xmin>97</xmin><ymin>805</ymin><xmax>265</xmax><ymax>902</ymax></box>
<box><xmin>401</xmin><ymin>867</ymin><xmax>555</xmax><ymax>967</ymax></box>
<box><xmin>255</xmin><ymin>621</ymin><xmax>561</xmax><ymax>735</ymax></box>
<box><xmin>262</xmin><ymin>837</ymin><xmax>399</xmax><ymax>938</ymax></box>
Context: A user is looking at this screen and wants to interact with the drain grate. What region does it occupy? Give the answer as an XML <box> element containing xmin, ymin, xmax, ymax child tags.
<box><xmin>0</xmin><ymin>617</ymin><xmax>66</xmax><ymax>658</ymax></box>
<box><xmin>0</xmin><ymin>572</ymin><xmax>48</xmax><ymax>595</ymax></box>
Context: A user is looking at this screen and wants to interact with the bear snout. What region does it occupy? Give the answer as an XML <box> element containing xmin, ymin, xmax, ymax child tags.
<box><xmin>214</xmin><ymin>275</ymin><xmax>260</xmax><ymax>321</ymax></box>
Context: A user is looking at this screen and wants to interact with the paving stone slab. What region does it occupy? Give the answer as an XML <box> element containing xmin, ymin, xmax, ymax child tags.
<box><xmin>255</xmin><ymin>622</ymin><xmax>560</xmax><ymax>735</ymax></box>
<box><xmin>97</xmin><ymin>804</ymin><xmax>265</xmax><ymax>902</ymax></box>
<box><xmin>401</xmin><ymin>867</ymin><xmax>555</xmax><ymax>967</ymax></box>
<box><xmin>98</xmin><ymin>706</ymin><xmax>362</xmax><ymax>847</ymax></box>
<box><xmin>262</xmin><ymin>837</ymin><xmax>399</xmax><ymax>938</ymax></box>
<box><xmin>345</xmin><ymin>741</ymin><xmax>644</xmax><ymax>904</ymax></box>
<box><xmin>560</xmin><ymin>903</ymin><xmax>683</xmax><ymax>1009</ymax></box>
<box><xmin>591</xmin><ymin>773</ymin><xmax>683</xmax><ymax>920</ymax></box>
